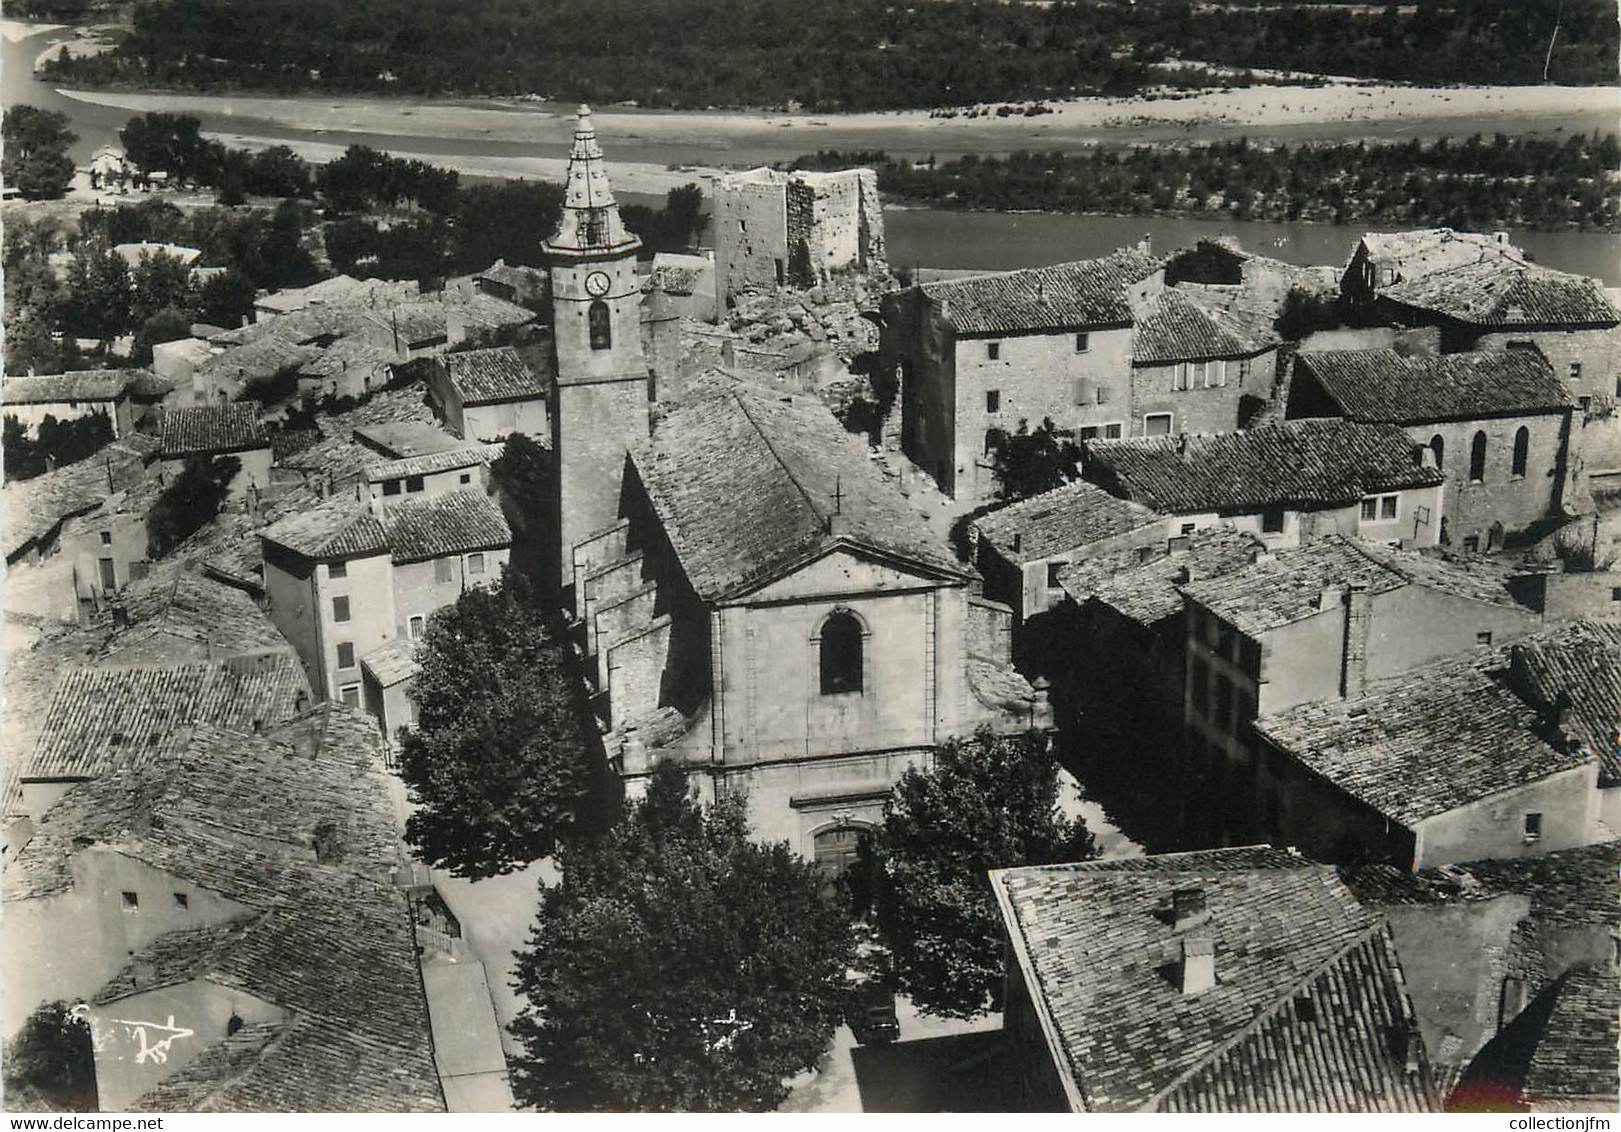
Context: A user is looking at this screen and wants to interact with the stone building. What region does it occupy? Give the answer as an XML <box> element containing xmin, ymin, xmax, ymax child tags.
<box><xmin>259</xmin><ymin>487</ymin><xmax>511</xmax><ymax>706</ymax></box>
<box><xmin>1250</xmin><ymin>637</ymin><xmax>1603</xmax><ymax>871</ymax></box>
<box><xmin>158</xmin><ymin>405</ymin><xmax>273</xmax><ymax>499</ymax></box>
<box><xmin>2</xmin><ymin>371</ymin><xmax>134</xmax><ymax>439</ymax></box>
<box><xmin>1287</xmin><ymin>349</ymin><xmax>1574</xmax><ymax>551</ymax></box>
<box><xmin>713</xmin><ymin>166</ymin><xmax>885</xmax><ymax>300</ymax></box>
<box><xmin>880</xmin><ymin>249</ymin><xmax>1164</xmax><ymax>502</ymax></box>
<box><xmin>990</xmin><ymin>847</ymin><xmax>1438</xmax><ymax>1112</ymax></box>
<box><xmin>1128</xmin><ymin>284</ymin><xmax>1282</xmax><ymax>437</ymax></box>
<box><xmin>545</xmin><ymin>107</ymin><xmax>1044</xmax><ymax>865</ymax></box>
<box><xmin>1180</xmin><ymin>537</ymin><xmax>1544</xmax><ymax>847</ymax></box>
<box><xmin>427</xmin><ymin>346</ymin><xmax>549</xmax><ymax>441</ymax></box>
<box><xmin>1082</xmin><ymin>419</ymin><xmax>1448</xmax><ymax>550</ymax></box>
<box><xmin>1341</xmin><ymin>229</ymin><xmax>1621</xmax><ymax>409</ymax></box>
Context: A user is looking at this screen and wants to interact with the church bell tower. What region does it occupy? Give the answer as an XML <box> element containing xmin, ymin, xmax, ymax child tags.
<box><xmin>545</xmin><ymin>105</ymin><xmax>652</xmax><ymax>589</ymax></box>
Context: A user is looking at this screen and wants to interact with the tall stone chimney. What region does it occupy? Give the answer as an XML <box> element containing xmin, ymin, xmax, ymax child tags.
<box><xmin>1339</xmin><ymin>582</ymin><xmax>1372</xmax><ymax>697</ymax></box>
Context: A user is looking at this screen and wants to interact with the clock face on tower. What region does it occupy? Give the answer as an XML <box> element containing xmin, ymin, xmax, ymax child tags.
<box><xmin>585</xmin><ymin>270</ymin><xmax>612</xmax><ymax>297</ymax></box>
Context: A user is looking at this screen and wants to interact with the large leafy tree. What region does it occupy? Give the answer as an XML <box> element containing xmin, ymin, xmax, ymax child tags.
<box><xmin>509</xmin><ymin>763</ymin><xmax>855</xmax><ymax>1112</ymax></box>
<box><xmin>147</xmin><ymin>455</ymin><xmax>241</xmax><ymax>558</ymax></box>
<box><xmin>2</xmin><ymin>1001</ymin><xmax>97</xmax><ymax>1111</ymax></box>
<box><xmin>2</xmin><ymin>106</ymin><xmax>77</xmax><ymax>200</ymax></box>
<box><xmin>866</xmin><ymin>727</ymin><xmax>1095</xmax><ymax>1019</ymax></box>
<box><xmin>991</xmin><ymin>417</ymin><xmax>1082</xmax><ymax>502</ymax></box>
<box><xmin>399</xmin><ymin>572</ymin><xmax>597</xmax><ymax>877</ymax></box>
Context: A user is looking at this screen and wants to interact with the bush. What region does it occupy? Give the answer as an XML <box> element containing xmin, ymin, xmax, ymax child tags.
<box><xmin>147</xmin><ymin>454</ymin><xmax>241</xmax><ymax>558</ymax></box>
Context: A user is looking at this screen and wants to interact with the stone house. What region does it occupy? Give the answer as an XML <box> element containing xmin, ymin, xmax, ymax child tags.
<box><xmin>2</xmin><ymin>709</ymin><xmax>444</xmax><ymax>1111</ymax></box>
<box><xmin>880</xmin><ymin>248</ymin><xmax>1164</xmax><ymax>502</ymax></box>
<box><xmin>1341</xmin><ymin>229</ymin><xmax>1621</xmax><ymax>409</ymax></box>
<box><xmin>363</xmin><ymin>444</ymin><xmax>504</xmax><ymax>505</ymax></box>
<box><xmin>1288</xmin><ymin>349</ymin><xmax>1574</xmax><ymax>552</ymax></box>
<box><xmin>62</xmin><ymin>478</ymin><xmax>163</xmax><ymax>601</ymax></box>
<box><xmin>472</xmin><ymin>259</ymin><xmax>547</xmax><ymax>308</ymax></box>
<box><xmin>2</xmin><ymin>371</ymin><xmax>134</xmax><ymax>439</ymax></box>
<box><xmin>427</xmin><ymin>346</ymin><xmax>549</xmax><ymax>441</ymax></box>
<box><xmin>1128</xmin><ymin>284</ymin><xmax>1282</xmax><ymax>438</ymax></box>
<box><xmin>158</xmin><ymin>405</ymin><xmax>273</xmax><ymax>498</ymax></box>
<box><xmin>647</xmin><ymin>251</ymin><xmax>719</xmax><ymax>323</ymax></box>
<box><xmin>1250</xmin><ymin>640</ymin><xmax>1602</xmax><ymax>871</ymax></box>
<box><xmin>1180</xmin><ymin>536</ymin><xmax>1545</xmax><ymax>847</ymax></box>
<box><xmin>1082</xmin><ymin>418</ymin><xmax>1448</xmax><ymax>550</ymax></box>
<box><xmin>713</xmin><ymin>166</ymin><xmax>885</xmax><ymax>300</ymax></box>
<box><xmin>990</xmin><ymin>847</ymin><xmax>1438</xmax><ymax>1112</ymax></box>
<box><xmin>259</xmin><ymin>487</ymin><xmax>511</xmax><ymax>705</ymax></box>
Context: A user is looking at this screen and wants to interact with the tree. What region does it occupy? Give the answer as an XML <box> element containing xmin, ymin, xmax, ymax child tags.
<box><xmin>131</xmin><ymin>250</ymin><xmax>198</xmax><ymax>326</ymax></box>
<box><xmin>133</xmin><ymin>306</ymin><xmax>197</xmax><ymax>365</ymax></box>
<box><xmin>509</xmin><ymin>762</ymin><xmax>855</xmax><ymax>1112</ymax></box>
<box><xmin>866</xmin><ymin>727</ymin><xmax>1095</xmax><ymax>1019</ymax></box>
<box><xmin>198</xmin><ymin>270</ymin><xmax>256</xmax><ymax>329</ymax></box>
<box><xmin>990</xmin><ymin>417</ymin><xmax>1081</xmax><ymax>501</ymax></box>
<box><xmin>450</xmin><ymin>180</ymin><xmax>563</xmax><ymax>272</ymax></box>
<box><xmin>2</xmin><ymin>106</ymin><xmax>77</xmax><ymax>200</ymax></box>
<box><xmin>61</xmin><ymin>248</ymin><xmax>135</xmax><ymax>341</ymax></box>
<box><xmin>147</xmin><ymin>455</ymin><xmax>241</xmax><ymax>558</ymax></box>
<box><xmin>119</xmin><ymin>112</ymin><xmax>207</xmax><ymax>182</ymax></box>
<box><xmin>398</xmin><ymin>572</ymin><xmax>598</xmax><ymax>877</ymax></box>
<box><xmin>2</xmin><ymin>1001</ymin><xmax>97</xmax><ymax>1111</ymax></box>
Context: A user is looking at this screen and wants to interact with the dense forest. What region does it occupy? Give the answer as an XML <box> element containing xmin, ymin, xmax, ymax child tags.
<box><xmin>42</xmin><ymin>0</ymin><xmax>1617</xmax><ymax>110</ymax></box>
<box><xmin>792</xmin><ymin>133</ymin><xmax>1621</xmax><ymax>231</ymax></box>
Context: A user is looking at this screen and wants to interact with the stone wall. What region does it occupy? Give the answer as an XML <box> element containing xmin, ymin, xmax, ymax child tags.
<box><xmin>1401</xmin><ymin>412</ymin><xmax>1569</xmax><ymax>550</ymax></box>
<box><xmin>1414</xmin><ymin>763</ymin><xmax>1599</xmax><ymax>868</ymax></box>
<box><xmin>1130</xmin><ymin>351</ymin><xmax>1269</xmax><ymax>439</ymax></box>
<box><xmin>605</xmin><ymin>615</ymin><xmax>672</xmax><ymax>731</ymax></box>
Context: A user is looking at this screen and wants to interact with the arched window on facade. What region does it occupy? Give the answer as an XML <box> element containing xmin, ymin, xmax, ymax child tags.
<box><xmin>1511</xmin><ymin>426</ymin><xmax>1530</xmax><ymax>478</ymax></box>
<box><xmin>1429</xmin><ymin>434</ymin><xmax>1444</xmax><ymax>471</ymax></box>
<box><xmin>588</xmin><ymin>300</ymin><xmax>612</xmax><ymax>351</ymax></box>
<box><xmin>819</xmin><ymin>610</ymin><xmax>864</xmax><ymax>695</ymax></box>
<box><xmin>1469</xmin><ymin>430</ymin><xmax>1488</xmax><ymax>482</ymax></box>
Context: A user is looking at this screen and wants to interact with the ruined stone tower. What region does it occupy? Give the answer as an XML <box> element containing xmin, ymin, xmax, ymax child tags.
<box><xmin>545</xmin><ymin>105</ymin><xmax>651</xmax><ymax>589</ymax></box>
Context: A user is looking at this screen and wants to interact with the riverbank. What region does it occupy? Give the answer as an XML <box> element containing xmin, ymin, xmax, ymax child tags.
<box><xmin>54</xmin><ymin>81</ymin><xmax>1621</xmax><ymax>163</ymax></box>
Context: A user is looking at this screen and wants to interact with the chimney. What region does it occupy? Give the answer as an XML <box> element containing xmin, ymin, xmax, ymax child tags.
<box><xmin>1493</xmin><ymin>231</ymin><xmax>1510</xmax><ymax>246</ymax></box>
<box><xmin>1400</xmin><ymin>1022</ymin><xmax>1424</xmax><ymax>1075</ymax></box>
<box><xmin>110</xmin><ymin>601</ymin><xmax>130</xmax><ymax>630</ymax></box>
<box><xmin>827</xmin><ymin>513</ymin><xmax>849</xmax><ymax>537</ymax></box>
<box><xmin>1180</xmin><ymin>936</ymin><xmax>1215</xmax><ymax>994</ymax></box>
<box><xmin>1341</xmin><ymin>582</ymin><xmax>1372</xmax><ymax>697</ymax></box>
<box><xmin>1011</xmin><ymin>532</ymin><xmax>1023</xmax><ymax>554</ymax></box>
<box><xmin>1176</xmin><ymin>433</ymin><xmax>1189</xmax><ymax>456</ymax></box>
<box><xmin>1138</xmin><ymin>234</ymin><xmax>1153</xmax><ymax>256</ymax></box>
<box><xmin>295</xmin><ymin>689</ymin><xmax>311</xmax><ymax>714</ymax></box>
<box><xmin>1172</xmin><ymin>886</ymin><xmax>1210</xmax><ymax>931</ymax></box>
<box><xmin>1173</xmin><ymin>564</ymin><xmax>1191</xmax><ymax>585</ymax></box>
<box><xmin>620</xmin><ymin>727</ymin><xmax>647</xmax><ymax>773</ymax></box>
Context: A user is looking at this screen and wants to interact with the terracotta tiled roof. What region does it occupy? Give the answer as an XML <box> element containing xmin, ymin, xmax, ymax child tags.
<box><xmin>1507</xmin><ymin>622</ymin><xmax>1621</xmax><ymax>783</ymax></box>
<box><xmin>196</xmin><ymin>335</ymin><xmax>320</xmax><ymax>383</ymax></box>
<box><xmin>3</xmin><ymin>371</ymin><xmax>129</xmax><ymax>404</ymax></box>
<box><xmin>22</xmin><ymin>655</ymin><xmax>308</xmax><ymax>782</ymax></box>
<box><xmin>1343</xmin><ymin>843</ymin><xmax>1621</xmax><ymax>928</ymax></box>
<box><xmin>260</xmin><ymin>495</ymin><xmax>389</xmax><ymax>562</ymax></box>
<box><xmin>1294</xmin><ymin>349</ymin><xmax>1572</xmax><ymax>424</ymax></box>
<box><xmin>363</xmin><ymin>443</ymin><xmax>504</xmax><ymax>484</ymax></box>
<box><xmin>360</xmin><ymin>637</ymin><xmax>420</xmax><ymax>687</ymax></box>
<box><xmin>1519</xmin><ymin>967</ymin><xmax>1621</xmax><ymax>1103</ymax></box>
<box><xmin>1182</xmin><ymin>537</ymin><xmax>1524</xmax><ymax>638</ymax></box>
<box><xmin>1059</xmin><ymin>527</ymin><xmax>1265</xmax><ymax>628</ymax></box>
<box><xmin>991</xmin><ymin>848</ymin><xmax>1437</xmax><ymax>1112</ymax></box>
<box><xmin>475</xmin><ymin>261</ymin><xmax>544</xmax><ymax>290</ymax></box>
<box><xmin>443</xmin><ymin>346</ymin><xmax>546</xmax><ymax>404</ymax></box>
<box><xmin>380</xmin><ymin>487</ymin><xmax>510</xmax><ymax>564</ymax></box>
<box><xmin>918</xmin><ymin>248</ymin><xmax>1162</xmax><ymax>336</ymax></box>
<box><xmin>1132</xmin><ymin>286</ymin><xmax>1280</xmax><ymax>365</ymax></box>
<box><xmin>2</xmin><ymin>436</ymin><xmax>156</xmax><ymax>559</ymax></box>
<box><xmin>452</xmin><ymin>292</ymin><xmax>538</xmax><ymax>332</ymax></box>
<box><xmin>635</xmin><ymin>388</ymin><xmax>968</xmax><ymax>602</ymax></box>
<box><xmin>160</xmin><ymin>405</ymin><xmax>270</xmax><ymax>458</ymax></box>
<box><xmin>1083</xmin><ymin>419</ymin><xmax>1441</xmax><ymax>515</ymax></box>
<box><xmin>8</xmin><ymin>712</ymin><xmax>442</xmax><ymax>1112</ymax></box>
<box><xmin>112</xmin><ymin>567</ymin><xmax>292</xmax><ymax>657</ymax></box>
<box><xmin>1254</xmin><ymin>647</ymin><xmax>1596</xmax><ymax>827</ymax></box>
<box><xmin>974</xmin><ymin>479</ymin><xmax>1162</xmax><ymax>565</ymax></box>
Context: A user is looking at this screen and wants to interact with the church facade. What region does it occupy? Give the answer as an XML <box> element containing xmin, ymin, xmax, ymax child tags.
<box><xmin>544</xmin><ymin>108</ymin><xmax>1047</xmax><ymax>861</ymax></box>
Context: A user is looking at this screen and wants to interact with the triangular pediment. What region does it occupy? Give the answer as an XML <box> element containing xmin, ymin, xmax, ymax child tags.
<box><xmin>731</xmin><ymin>543</ymin><xmax>960</xmax><ymax>604</ymax></box>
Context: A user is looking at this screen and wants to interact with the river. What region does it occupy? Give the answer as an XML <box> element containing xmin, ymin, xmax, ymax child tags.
<box><xmin>7</xmin><ymin>24</ymin><xmax>1618</xmax><ymax>284</ymax></box>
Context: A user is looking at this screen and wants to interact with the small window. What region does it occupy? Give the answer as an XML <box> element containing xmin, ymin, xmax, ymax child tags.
<box><xmin>100</xmin><ymin>530</ymin><xmax>112</xmax><ymax>546</ymax></box>
<box><xmin>1569</xmin><ymin>362</ymin><xmax>1582</xmax><ymax>381</ymax></box>
<box><xmin>1523</xmin><ymin>812</ymin><xmax>1543</xmax><ymax>842</ymax></box>
<box><xmin>329</xmin><ymin>561</ymin><xmax>347</xmax><ymax>580</ymax></box>
<box><xmin>986</xmin><ymin>390</ymin><xmax>1001</xmax><ymax>414</ymax></box>
<box><xmin>336</xmin><ymin>641</ymin><xmax>356</xmax><ymax>670</ymax></box>
<box><xmin>1104</xmin><ymin>423</ymin><xmax>1122</xmax><ymax>439</ymax></box>
<box><xmin>459</xmin><ymin>472</ymin><xmax>472</xmax><ymax>485</ymax></box>
<box><xmin>434</xmin><ymin>558</ymin><xmax>453</xmax><ymax>584</ymax></box>
<box><xmin>1240</xmin><ymin>637</ymin><xmax>1262</xmax><ymax>677</ymax></box>
<box><xmin>408</xmin><ymin>614</ymin><xmax>425</xmax><ymax>638</ymax></box>
<box><xmin>467</xmin><ymin>552</ymin><xmax>486</xmax><ymax>576</ymax></box>
<box><xmin>1380</xmin><ymin>495</ymin><xmax>1398</xmax><ymax>520</ymax></box>
<box><xmin>589</xmin><ymin>300</ymin><xmax>612</xmax><ymax>351</ymax></box>
<box><xmin>1190</xmin><ymin>361</ymin><xmax>1207</xmax><ymax>388</ymax></box>
<box><xmin>1611</xmin><ymin>587</ymin><xmax>1621</xmax><ymax>603</ymax></box>
<box><xmin>332</xmin><ymin>596</ymin><xmax>350</xmax><ymax>622</ymax></box>
<box><xmin>405</xmin><ymin>475</ymin><xmax>425</xmax><ymax>493</ymax></box>
<box><xmin>1173</xmin><ymin>363</ymin><xmax>1190</xmax><ymax>392</ymax></box>
<box><xmin>1075</xmin><ymin>332</ymin><xmax>1090</xmax><ymax>353</ymax></box>
<box><xmin>174</xmin><ymin>892</ymin><xmax>189</xmax><ymax>910</ymax></box>
<box><xmin>1047</xmin><ymin>562</ymin><xmax>1067</xmax><ymax>589</ymax></box>
<box><xmin>1181</xmin><ymin>522</ymin><xmax>1197</xmax><ymax>535</ymax></box>
<box><xmin>1080</xmin><ymin>425</ymin><xmax>1100</xmax><ymax>440</ymax></box>
<box><xmin>1261</xmin><ymin>507</ymin><xmax>1285</xmax><ymax>534</ymax></box>
<box><xmin>1095</xmin><ymin>384</ymin><xmax>1109</xmax><ymax>405</ymax></box>
<box><xmin>1463</xmin><ymin>535</ymin><xmax>1480</xmax><ymax>553</ymax></box>
<box><xmin>1294</xmin><ymin>995</ymin><xmax>1317</xmax><ymax>1023</ymax></box>
<box><xmin>1360</xmin><ymin>498</ymin><xmax>1378</xmax><ymax>521</ymax></box>
<box><xmin>1476</xmin><ymin>631</ymin><xmax>1493</xmax><ymax>647</ymax></box>
<box><xmin>340</xmin><ymin>683</ymin><xmax>361</xmax><ymax>707</ymax></box>
<box><xmin>987</xmin><ymin>341</ymin><xmax>1001</xmax><ymax>361</ymax></box>
<box><xmin>1429</xmin><ymin>434</ymin><xmax>1444</xmax><ymax>471</ymax></box>
<box><xmin>121</xmin><ymin>891</ymin><xmax>139</xmax><ymax>911</ymax></box>
<box><xmin>1511</xmin><ymin>426</ymin><xmax>1529</xmax><ymax>478</ymax></box>
<box><xmin>1144</xmin><ymin>413</ymin><xmax>1173</xmax><ymax>437</ymax></box>
<box><xmin>383</xmin><ymin>480</ymin><xmax>402</xmax><ymax>496</ymax></box>
<box><xmin>819</xmin><ymin>611</ymin><xmax>864</xmax><ymax>695</ymax></box>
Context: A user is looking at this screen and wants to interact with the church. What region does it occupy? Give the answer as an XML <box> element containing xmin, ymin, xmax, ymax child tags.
<box><xmin>543</xmin><ymin>108</ymin><xmax>1048</xmax><ymax>864</ymax></box>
